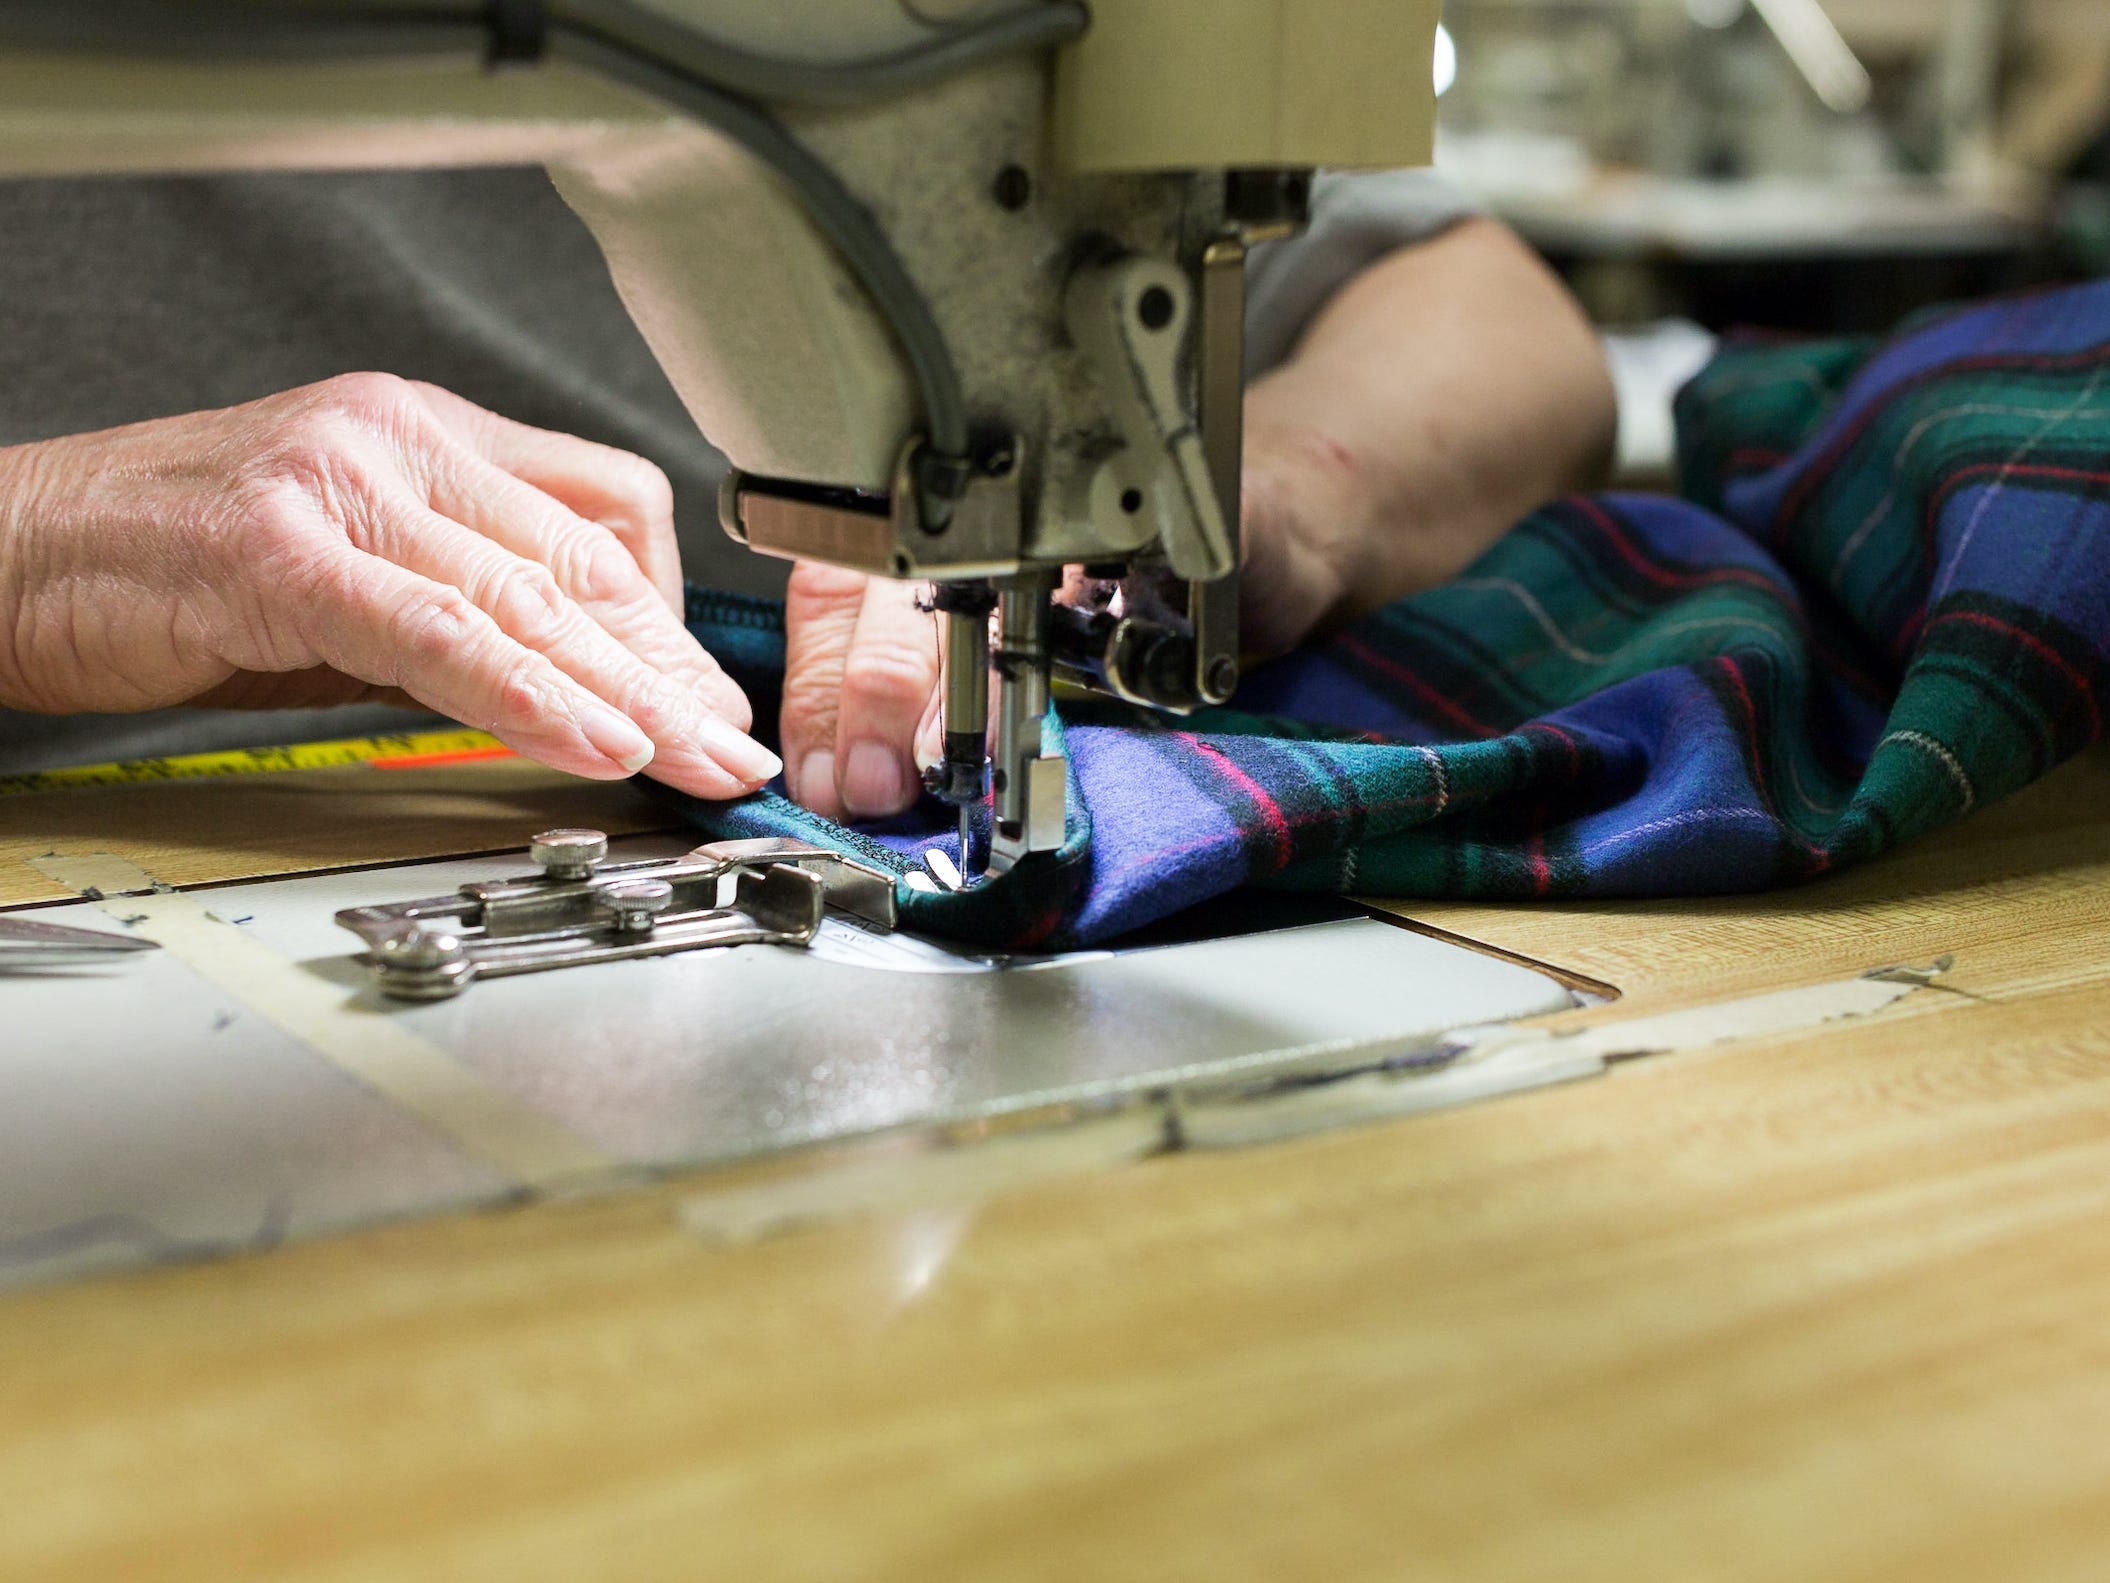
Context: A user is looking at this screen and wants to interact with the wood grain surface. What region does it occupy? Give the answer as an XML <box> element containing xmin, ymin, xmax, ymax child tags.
<box><xmin>1388</xmin><ymin>745</ymin><xmax>2110</xmax><ymax>1019</ymax></box>
<box><xmin>3</xmin><ymin>750</ymin><xmax>2107</xmax><ymax>1582</ymax></box>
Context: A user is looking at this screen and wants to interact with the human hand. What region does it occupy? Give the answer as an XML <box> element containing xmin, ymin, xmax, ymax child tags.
<box><xmin>1234</xmin><ymin>413</ymin><xmax>1384</xmax><ymax>655</ymax></box>
<box><xmin>0</xmin><ymin>373</ymin><xmax>778</xmax><ymax>798</ymax></box>
<box><xmin>777</xmin><ymin>215</ymin><xmax>1621</xmax><ymax>820</ymax></box>
<box><xmin>776</xmin><ymin>418</ymin><xmax>1376</xmax><ymax>820</ymax></box>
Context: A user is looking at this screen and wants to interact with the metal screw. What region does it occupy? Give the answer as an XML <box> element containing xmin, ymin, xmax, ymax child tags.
<box><xmin>530</xmin><ymin>828</ymin><xmax>608</xmax><ymax>880</ymax></box>
<box><xmin>1205</xmin><ymin>655</ymin><xmax>1241</xmax><ymax>701</ymax></box>
<box><xmin>374</xmin><ymin>921</ymin><xmax>465</xmax><ymax>968</ymax></box>
<box><xmin>601</xmin><ymin>877</ymin><xmax>675</xmax><ymax>935</ymax></box>
<box><xmin>371</xmin><ymin>922</ymin><xmax>472</xmax><ymax>1000</ymax></box>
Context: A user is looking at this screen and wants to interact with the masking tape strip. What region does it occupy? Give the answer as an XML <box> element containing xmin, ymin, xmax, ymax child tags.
<box><xmin>1178</xmin><ymin>974</ymin><xmax>1931</xmax><ymax>1150</ymax></box>
<box><xmin>29</xmin><ymin>853</ymin><xmax>618</xmax><ymax>1193</ymax></box>
<box><xmin>679</xmin><ymin>967</ymin><xmax>1942</xmax><ymax>1239</ymax></box>
<box><xmin>26</xmin><ymin>851</ymin><xmax>167</xmax><ymax>899</ymax></box>
<box><xmin>1560</xmin><ymin>974</ymin><xmax>1921</xmax><ymax>1062</ymax></box>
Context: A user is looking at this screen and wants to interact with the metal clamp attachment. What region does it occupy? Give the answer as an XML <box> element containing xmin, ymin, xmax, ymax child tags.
<box><xmin>337</xmin><ymin>831</ymin><xmax>898</xmax><ymax>1001</ymax></box>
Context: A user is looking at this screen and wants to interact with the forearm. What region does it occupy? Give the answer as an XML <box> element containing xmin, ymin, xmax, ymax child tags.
<box><xmin>1244</xmin><ymin>216</ymin><xmax>1616</xmax><ymax>628</ymax></box>
<box><xmin>0</xmin><ymin>437</ymin><xmax>72</xmax><ymax>713</ymax></box>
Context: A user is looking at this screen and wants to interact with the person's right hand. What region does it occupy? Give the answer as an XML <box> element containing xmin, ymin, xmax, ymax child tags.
<box><xmin>0</xmin><ymin>373</ymin><xmax>779</xmax><ymax>798</ymax></box>
<box><xmin>773</xmin><ymin>415</ymin><xmax>1393</xmax><ymax>822</ymax></box>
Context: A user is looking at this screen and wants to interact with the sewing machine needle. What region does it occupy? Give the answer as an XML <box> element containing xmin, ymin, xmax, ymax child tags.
<box><xmin>958</xmin><ymin>804</ymin><xmax>972</xmax><ymax>883</ymax></box>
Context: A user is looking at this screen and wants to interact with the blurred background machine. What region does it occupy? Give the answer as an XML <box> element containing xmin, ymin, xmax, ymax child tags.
<box><xmin>1428</xmin><ymin>0</ymin><xmax>2110</xmax><ymax>477</ymax></box>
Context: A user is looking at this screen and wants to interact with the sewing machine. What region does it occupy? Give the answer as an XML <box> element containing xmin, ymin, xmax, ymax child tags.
<box><xmin>0</xmin><ymin>0</ymin><xmax>1434</xmax><ymax>877</ymax></box>
<box><xmin>0</xmin><ymin>0</ymin><xmax>1563</xmax><ymax>1295</ymax></box>
<box><xmin>10</xmin><ymin>14</ymin><xmax>2110</xmax><ymax>1573</ymax></box>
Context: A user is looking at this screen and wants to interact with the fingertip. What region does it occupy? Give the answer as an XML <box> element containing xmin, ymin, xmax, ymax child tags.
<box><xmin>693</xmin><ymin>713</ymin><xmax>782</xmax><ymax>786</ymax></box>
<box><xmin>648</xmin><ymin>758</ymin><xmax>758</xmax><ymax>801</ymax></box>
<box><xmin>841</xmin><ymin>738</ymin><xmax>917</xmax><ymax>821</ymax></box>
<box><xmin>913</xmin><ymin>693</ymin><xmax>945</xmax><ymax>774</ymax></box>
<box><xmin>793</xmin><ymin>749</ymin><xmax>839</xmax><ymax>817</ymax></box>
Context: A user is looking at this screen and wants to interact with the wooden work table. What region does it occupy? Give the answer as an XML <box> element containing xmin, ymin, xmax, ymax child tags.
<box><xmin>3</xmin><ymin>749</ymin><xmax>2108</xmax><ymax>1581</ymax></box>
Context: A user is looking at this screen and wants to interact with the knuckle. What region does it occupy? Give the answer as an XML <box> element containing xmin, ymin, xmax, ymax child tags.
<box><xmin>623</xmin><ymin>456</ymin><xmax>675</xmax><ymax>526</ymax></box>
<box><xmin>778</xmin><ymin>663</ymin><xmax>836</xmax><ymax>714</ymax></box>
<box><xmin>787</xmin><ymin>560</ymin><xmax>870</xmax><ymax>609</ymax></box>
<box><xmin>307</xmin><ymin>371</ymin><xmax>445</xmax><ymax>459</ymax></box>
<box><xmin>311</xmin><ymin>558</ymin><xmax>377</xmax><ymax>631</ymax></box>
<box><xmin>489</xmin><ymin>652</ymin><xmax>554</xmax><ymax>725</ymax></box>
<box><xmin>225</xmin><ymin>476</ymin><xmax>321</xmax><ymax>558</ymax></box>
<box><xmin>482</xmin><ymin>560</ymin><xmax>570</xmax><ymax>645</ymax></box>
<box><xmin>272</xmin><ymin>411</ymin><xmax>359</xmax><ymax>474</ymax></box>
<box><xmin>227</xmin><ymin>447</ymin><xmax>364</xmax><ymax>553</ymax></box>
<box><xmin>778</xmin><ymin>665</ymin><xmax>841</xmax><ymax>736</ymax></box>
<box><xmin>554</xmin><ymin>532</ymin><xmax>643</xmax><ymax>609</ymax></box>
<box><xmin>385</xmin><ymin>589</ymin><xmax>481</xmax><ymax>679</ymax></box>
<box><xmin>838</xmin><ymin>644</ymin><xmax>935</xmax><ymax>721</ymax></box>
<box><xmin>714</xmin><ymin>684</ymin><xmax>754</xmax><ymax>734</ymax></box>
<box><xmin>584</xmin><ymin>450</ymin><xmax>674</xmax><ymax>532</ymax></box>
<box><xmin>318</xmin><ymin>369</ymin><xmax>416</xmax><ymax>419</ymax></box>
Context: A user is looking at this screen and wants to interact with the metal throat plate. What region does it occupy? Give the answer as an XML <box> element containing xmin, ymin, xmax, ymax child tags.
<box><xmin>0</xmin><ymin>838</ymin><xmax>1575</xmax><ymax>1290</ymax></box>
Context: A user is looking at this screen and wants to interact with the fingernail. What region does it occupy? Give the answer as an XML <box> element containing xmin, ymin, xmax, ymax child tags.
<box><xmin>693</xmin><ymin>713</ymin><xmax>783</xmax><ymax>786</ymax></box>
<box><xmin>577</xmin><ymin>701</ymin><xmax>655</xmax><ymax>775</ymax></box>
<box><xmin>796</xmin><ymin>750</ymin><xmax>834</xmax><ymax>808</ymax></box>
<box><xmin>842</xmin><ymin>739</ymin><xmax>913</xmax><ymax>819</ymax></box>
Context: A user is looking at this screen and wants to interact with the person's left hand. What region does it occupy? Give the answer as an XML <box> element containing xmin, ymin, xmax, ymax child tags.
<box><xmin>0</xmin><ymin>374</ymin><xmax>779</xmax><ymax>798</ymax></box>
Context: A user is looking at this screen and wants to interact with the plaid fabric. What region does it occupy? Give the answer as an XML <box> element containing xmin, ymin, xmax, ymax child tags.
<box><xmin>677</xmin><ymin>279</ymin><xmax>2110</xmax><ymax>948</ymax></box>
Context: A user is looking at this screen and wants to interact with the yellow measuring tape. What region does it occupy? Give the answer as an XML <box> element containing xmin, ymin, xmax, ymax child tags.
<box><xmin>0</xmin><ymin>728</ymin><xmax>513</xmax><ymax>796</ymax></box>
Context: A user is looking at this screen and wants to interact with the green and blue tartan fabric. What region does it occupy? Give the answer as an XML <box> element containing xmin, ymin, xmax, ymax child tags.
<box><xmin>678</xmin><ymin>279</ymin><xmax>2110</xmax><ymax>948</ymax></box>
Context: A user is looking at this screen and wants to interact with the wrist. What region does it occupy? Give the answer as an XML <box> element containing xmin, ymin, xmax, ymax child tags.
<box><xmin>1238</xmin><ymin>412</ymin><xmax>1386</xmax><ymax>650</ymax></box>
<box><xmin>0</xmin><ymin>440</ymin><xmax>44</xmax><ymax>708</ymax></box>
<box><xmin>0</xmin><ymin>435</ymin><xmax>110</xmax><ymax>714</ymax></box>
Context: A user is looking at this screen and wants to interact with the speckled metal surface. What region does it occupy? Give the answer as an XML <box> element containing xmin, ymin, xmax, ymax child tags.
<box><xmin>2</xmin><ymin>837</ymin><xmax>1570</xmax><ymax>1286</ymax></box>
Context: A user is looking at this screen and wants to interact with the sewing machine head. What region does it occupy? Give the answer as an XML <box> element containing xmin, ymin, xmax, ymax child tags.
<box><xmin>0</xmin><ymin>0</ymin><xmax>1437</xmax><ymax>876</ymax></box>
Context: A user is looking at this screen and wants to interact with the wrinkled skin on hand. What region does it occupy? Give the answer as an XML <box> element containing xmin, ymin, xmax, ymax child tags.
<box><xmin>777</xmin><ymin>418</ymin><xmax>1383</xmax><ymax>822</ymax></box>
<box><xmin>0</xmin><ymin>372</ymin><xmax>779</xmax><ymax>798</ymax></box>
